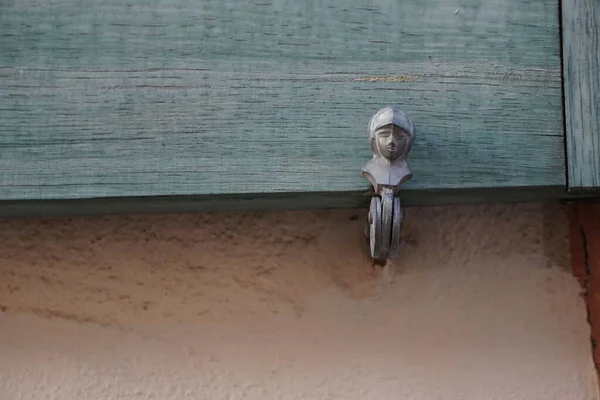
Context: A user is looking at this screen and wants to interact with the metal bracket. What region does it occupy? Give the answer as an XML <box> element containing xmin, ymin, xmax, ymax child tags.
<box><xmin>362</xmin><ymin>106</ymin><xmax>415</xmax><ymax>261</ymax></box>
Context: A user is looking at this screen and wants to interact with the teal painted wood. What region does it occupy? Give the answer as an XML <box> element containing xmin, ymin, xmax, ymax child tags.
<box><xmin>562</xmin><ymin>0</ymin><xmax>600</xmax><ymax>192</ymax></box>
<box><xmin>0</xmin><ymin>0</ymin><xmax>564</xmax><ymax>214</ymax></box>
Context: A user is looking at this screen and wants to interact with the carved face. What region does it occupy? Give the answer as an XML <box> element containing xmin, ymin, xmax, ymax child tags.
<box><xmin>374</xmin><ymin>124</ymin><xmax>409</xmax><ymax>160</ymax></box>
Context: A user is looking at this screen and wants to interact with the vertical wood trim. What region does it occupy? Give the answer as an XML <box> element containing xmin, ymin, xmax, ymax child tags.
<box><xmin>562</xmin><ymin>0</ymin><xmax>600</xmax><ymax>191</ymax></box>
<box><xmin>569</xmin><ymin>202</ymin><xmax>600</xmax><ymax>382</ymax></box>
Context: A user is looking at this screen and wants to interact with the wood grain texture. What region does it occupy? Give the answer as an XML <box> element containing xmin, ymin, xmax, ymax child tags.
<box><xmin>0</xmin><ymin>0</ymin><xmax>564</xmax><ymax>213</ymax></box>
<box><xmin>563</xmin><ymin>0</ymin><xmax>600</xmax><ymax>192</ymax></box>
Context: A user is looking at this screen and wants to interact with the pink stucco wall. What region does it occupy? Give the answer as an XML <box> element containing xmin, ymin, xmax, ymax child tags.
<box><xmin>0</xmin><ymin>203</ymin><xmax>597</xmax><ymax>399</ymax></box>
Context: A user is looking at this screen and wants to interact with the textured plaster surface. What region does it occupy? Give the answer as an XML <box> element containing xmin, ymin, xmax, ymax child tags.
<box><xmin>0</xmin><ymin>203</ymin><xmax>597</xmax><ymax>399</ymax></box>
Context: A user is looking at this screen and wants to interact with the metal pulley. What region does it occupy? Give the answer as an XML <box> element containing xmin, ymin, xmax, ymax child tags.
<box><xmin>362</xmin><ymin>106</ymin><xmax>415</xmax><ymax>262</ymax></box>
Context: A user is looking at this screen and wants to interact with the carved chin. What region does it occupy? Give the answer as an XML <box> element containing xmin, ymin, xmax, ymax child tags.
<box><xmin>381</xmin><ymin>150</ymin><xmax>400</xmax><ymax>161</ymax></box>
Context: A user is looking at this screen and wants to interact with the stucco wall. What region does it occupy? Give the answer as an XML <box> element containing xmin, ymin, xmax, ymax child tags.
<box><xmin>0</xmin><ymin>203</ymin><xmax>597</xmax><ymax>399</ymax></box>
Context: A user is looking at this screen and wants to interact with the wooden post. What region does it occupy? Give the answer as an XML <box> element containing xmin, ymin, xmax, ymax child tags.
<box><xmin>562</xmin><ymin>0</ymin><xmax>600</xmax><ymax>192</ymax></box>
<box><xmin>569</xmin><ymin>202</ymin><xmax>600</xmax><ymax>380</ymax></box>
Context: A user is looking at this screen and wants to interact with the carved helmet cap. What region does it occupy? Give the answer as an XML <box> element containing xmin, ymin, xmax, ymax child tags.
<box><xmin>368</xmin><ymin>106</ymin><xmax>415</xmax><ymax>156</ymax></box>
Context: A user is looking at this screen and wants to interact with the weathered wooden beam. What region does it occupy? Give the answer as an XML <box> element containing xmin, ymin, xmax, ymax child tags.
<box><xmin>563</xmin><ymin>0</ymin><xmax>600</xmax><ymax>192</ymax></box>
<box><xmin>0</xmin><ymin>0</ymin><xmax>564</xmax><ymax>216</ymax></box>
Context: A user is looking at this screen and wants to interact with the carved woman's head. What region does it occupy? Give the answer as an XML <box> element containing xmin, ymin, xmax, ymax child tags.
<box><xmin>368</xmin><ymin>107</ymin><xmax>415</xmax><ymax>161</ymax></box>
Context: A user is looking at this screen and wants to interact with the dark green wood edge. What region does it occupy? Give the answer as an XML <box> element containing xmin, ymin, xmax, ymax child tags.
<box><xmin>0</xmin><ymin>186</ymin><xmax>593</xmax><ymax>219</ymax></box>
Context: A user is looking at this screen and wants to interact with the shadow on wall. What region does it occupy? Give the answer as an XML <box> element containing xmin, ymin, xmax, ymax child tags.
<box><xmin>0</xmin><ymin>202</ymin><xmax>572</xmax><ymax>325</ymax></box>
